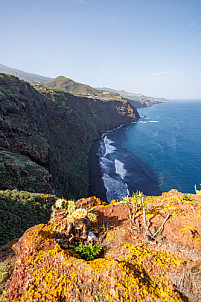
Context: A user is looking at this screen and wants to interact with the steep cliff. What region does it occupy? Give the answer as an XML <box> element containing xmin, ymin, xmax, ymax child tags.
<box><xmin>0</xmin><ymin>73</ymin><xmax>139</xmax><ymax>199</ymax></box>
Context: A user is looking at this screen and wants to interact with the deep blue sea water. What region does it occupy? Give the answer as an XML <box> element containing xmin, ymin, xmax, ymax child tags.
<box><xmin>98</xmin><ymin>100</ymin><xmax>201</xmax><ymax>202</ymax></box>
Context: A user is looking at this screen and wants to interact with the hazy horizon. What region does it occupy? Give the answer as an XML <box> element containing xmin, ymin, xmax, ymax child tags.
<box><xmin>1</xmin><ymin>0</ymin><xmax>201</xmax><ymax>99</ymax></box>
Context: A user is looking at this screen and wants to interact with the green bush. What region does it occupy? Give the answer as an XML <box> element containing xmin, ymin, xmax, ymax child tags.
<box><xmin>182</xmin><ymin>193</ymin><xmax>192</xmax><ymax>201</ymax></box>
<box><xmin>75</xmin><ymin>242</ymin><xmax>102</xmax><ymax>261</ymax></box>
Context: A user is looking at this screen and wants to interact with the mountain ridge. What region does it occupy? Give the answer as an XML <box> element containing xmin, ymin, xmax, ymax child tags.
<box><xmin>0</xmin><ymin>64</ymin><xmax>167</xmax><ymax>107</ymax></box>
<box><xmin>0</xmin><ymin>64</ymin><xmax>52</xmax><ymax>83</ymax></box>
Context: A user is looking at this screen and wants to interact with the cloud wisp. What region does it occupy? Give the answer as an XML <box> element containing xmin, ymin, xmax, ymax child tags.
<box><xmin>152</xmin><ymin>69</ymin><xmax>177</xmax><ymax>77</ymax></box>
<box><xmin>188</xmin><ymin>22</ymin><xmax>196</xmax><ymax>28</ymax></box>
<box><xmin>73</xmin><ymin>0</ymin><xmax>88</xmax><ymax>4</ymax></box>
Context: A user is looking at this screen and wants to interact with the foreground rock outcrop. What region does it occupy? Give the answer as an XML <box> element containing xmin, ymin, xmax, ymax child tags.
<box><xmin>5</xmin><ymin>190</ymin><xmax>201</xmax><ymax>301</ymax></box>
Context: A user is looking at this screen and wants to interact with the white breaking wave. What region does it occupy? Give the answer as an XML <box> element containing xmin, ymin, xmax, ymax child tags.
<box><xmin>104</xmin><ymin>136</ymin><xmax>116</xmax><ymax>156</ymax></box>
<box><xmin>115</xmin><ymin>159</ymin><xmax>127</xmax><ymax>180</ymax></box>
<box><xmin>114</xmin><ymin>123</ymin><xmax>124</xmax><ymax>130</ymax></box>
<box><xmin>139</xmin><ymin>120</ymin><xmax>159</xmax><ymax>123</ymax></box>
<box><xmin>102</xmin><ymin>173</ymin><xmax>130</xmax><ymax>202</ymax></box>
<box><xmin>100</xmin><ymin>157</ymin><xmax>112</xmax><ymax>174</ymax></box>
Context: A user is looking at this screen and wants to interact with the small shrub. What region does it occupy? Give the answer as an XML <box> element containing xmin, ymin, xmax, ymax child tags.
<box><xmin>182</xmin><ymin>193</ymin><xmax>192</xmax><ymax>201</ymax></box>
<box><xmin>74</xmin><ymin>242</ymin><xmax>102</xmax><ymax>261</ymax></box>
<box><xmin>121</xmin><ymin>190</ymin><xmax>146</xmax><ymax>223</ymax></box>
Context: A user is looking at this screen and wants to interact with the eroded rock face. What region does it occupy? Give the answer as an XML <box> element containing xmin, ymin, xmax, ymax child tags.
<box><xmin>0</xmin><ymin>73</ymin><xmax>139</xmax><ymax>198</ymax></box>
<box><xmin>6</xmin><ymin>193</ymin><xmax>201</xmax><ymax>301</ymax></box>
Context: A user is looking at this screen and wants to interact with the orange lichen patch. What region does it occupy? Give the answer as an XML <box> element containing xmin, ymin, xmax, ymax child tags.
<box><xmin>8</xmin><ymin>223</ymin><xmax>184</xmax><ymax>302</ymax></box>
<box><xmin>163</xmin><ymin>189</ymin><xmax>201</xmax><ymax>203</ymax></box>
<box><xmin>38</xmin><ymin>224</ymin><xmax>55</xmax><ymax>240</ymax></box>
<box><xmin>145</xmin><ymin>191</ymin><xmax>201</xmax><ymax>255</ymax></box>
<box><xmin>76</xmin><ymin>196</ymin><xmax>107</xmax><ymax>209</ymax></box>
<box><xmin>94</xmin><ymin>203</ymin><xmax>131</xmax><ymax>232</ymax></box>
<box><xmin>6</xmin><ymin>193</ymin><xmax>201</xmax><ymax>301</ymax></box>
<box><xmin>12</xmin><ymin>224</ymin><xmax>45</xmax><ymax>254</ymax></box>
<box><xmin>7</xmin><ymin>217</ymin><xmax>185</xmax><ymax>302</ymax></box>
<box><xmin>110</xmin><ymin>199</ymin><xmax>120</xmax><ymax>205</ymax></box>
<box><xmin>104</xmin><ymin>227</ymin><xmax>141</xmax><ymax>258</ymax></box>
<box><xmin>180</xmin><ymin>225</ymin><xmax>200</xmax><ymax>242</ymax></box>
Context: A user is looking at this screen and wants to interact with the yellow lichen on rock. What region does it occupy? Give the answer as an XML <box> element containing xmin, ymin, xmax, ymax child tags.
<box><xmin>7</xmin><ymin>193</ymin><xmax>201</xmax><ymax>301</ymax></box>
<box><xmin>8</xmin><ymin>222</ymin><xmax>184</xmax><ymax>302</ymax></box>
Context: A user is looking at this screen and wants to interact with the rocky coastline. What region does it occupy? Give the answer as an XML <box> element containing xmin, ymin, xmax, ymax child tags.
<box><xmin>1</xmin><ymin>73</ymin><xmax>201</xmax><ymax>302</ymax></box>
<box><xmin>0</xmin><ymin>73</ymin><xmax>139</xmax><ymax>200</ymax></box>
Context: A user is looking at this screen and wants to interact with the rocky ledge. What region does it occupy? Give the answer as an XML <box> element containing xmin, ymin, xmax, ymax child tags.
<box><xmin>3</xmin><ymin>190</ymin><xmax>201</xmax><ymax>301</ymax></box>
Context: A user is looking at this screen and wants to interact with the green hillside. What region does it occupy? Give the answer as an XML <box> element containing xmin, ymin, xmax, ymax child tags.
<box><xmin>0</xmin><ymin>73</ymin><xmax>139</xmax><ymax>200</ymax></box>
<box><xmin>43</xmin><ymin>76</ymin><xmax>122</xmax><ymax>100</ymax></box>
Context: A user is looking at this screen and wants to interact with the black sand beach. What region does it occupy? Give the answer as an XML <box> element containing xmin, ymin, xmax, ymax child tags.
<box><xmin>88</xmin><ymin>139</ymin><xmax>107</xmax><ymax>202</ymax></box>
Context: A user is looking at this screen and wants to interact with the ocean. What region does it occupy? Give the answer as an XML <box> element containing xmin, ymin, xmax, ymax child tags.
<box><xmin>98</xmin><ymin>100</ymin><xmax>201</xmax><ymax>202</ymax></box>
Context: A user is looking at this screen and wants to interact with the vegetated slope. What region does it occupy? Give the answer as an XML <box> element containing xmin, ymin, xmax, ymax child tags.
<box><xmin>0</xmin><ymin>64</ymin><xmax>52</xmax><ymax>83</ymax></box>
<box><xmin>0</xmin><ymin>73</ymin><xmax>139</xmax><ymax>199</ymax></box>
<box><xmin>43</xmin><ymin>76</ymin><xmax>122</xmax><ymax>100</ymax></box>
<box><xmin>0</xmin><ymin>189</ymin><xmax>57</xmax><ymax>246</ymax></box>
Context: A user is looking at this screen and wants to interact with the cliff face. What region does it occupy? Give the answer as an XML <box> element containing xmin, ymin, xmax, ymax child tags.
<box><xmin>0</xmin><ymin>73</ymin><xmax>139</xmax><ymax>199</ymax></box>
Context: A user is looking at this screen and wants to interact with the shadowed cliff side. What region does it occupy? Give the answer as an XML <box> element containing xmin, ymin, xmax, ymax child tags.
<box><xmin>0</xmin><ymin>73</ymin><xmax>139</xmax><ymax>199</ymax></box>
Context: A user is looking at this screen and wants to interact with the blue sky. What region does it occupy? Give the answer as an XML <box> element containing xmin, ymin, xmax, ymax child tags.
<box><xmin>1</xmin><ymin>0</ymin><xmax>201</xmax><ymax>99</ymax></box>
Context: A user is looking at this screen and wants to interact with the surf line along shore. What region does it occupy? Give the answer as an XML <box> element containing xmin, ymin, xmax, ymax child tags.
<box><xmin>88</xmin><ymin>138</ymin><xmax>108</xmax><ymax>202</ymax></box>
<box><xmin>88</xmin><ymin>122</ymin><xmax>137</xmax><ymax>203</ymax></box>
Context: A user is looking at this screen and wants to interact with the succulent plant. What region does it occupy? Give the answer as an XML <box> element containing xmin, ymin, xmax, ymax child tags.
<box><xmin>55</xmin><ymin>198</ymin><xmax>67</xmax><ymax>209</ymax></box>
<box><xmin>68</xmin><ymin>200</ymin><xmax>76</xmax><ymax>214</ymax></box>
<box><xmin>72</xmin><ymin>208</ymin><xmax>88</xmax><ymax>220</ymax></box>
